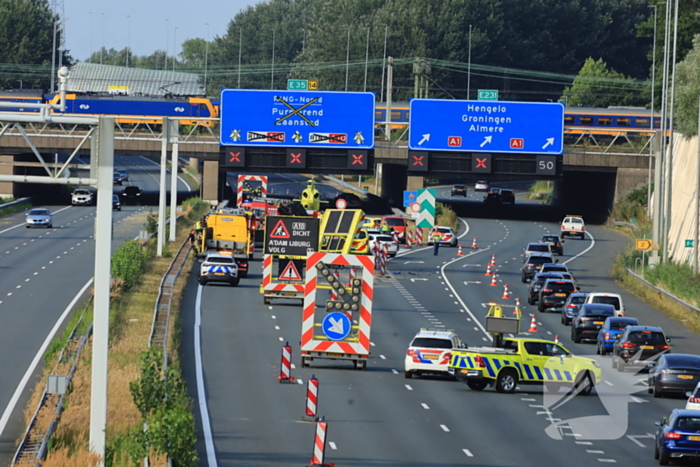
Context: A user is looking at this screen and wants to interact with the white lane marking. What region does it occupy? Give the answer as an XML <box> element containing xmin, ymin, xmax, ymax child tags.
<box><xmin>405</xmin><ymin>384</ymin><xmax>413</xmax><ymax>391</ymax></box>
<box><xmin>41</xmin><ymin>266</ymin><xmax>46</xmax><ymax>269</ymax></box>
<box><xmin>603</xmin><ymin>380</ymin><xmax>613</xmax><ymax>386</ymax></box>
<box><xmin>278</xmin><ymin>337</ymin><xmax>284</xmax><ymax>341</ymax></box>
<box><xmin>6</xmin><ymin>293</ymin><xmax>11</xmax><ymax>296</ymax></box>
<box><xmin>370</xmin><ymin>342</ymin><xmax>375</xmax><ymax>347</ymax></box>
<box><xmin>587</xmin><ymin>450</ymin><xmax>605</xmax><ymax>454</ymax></box>
<box><xmin>0</xmin><ymin>279</ymin><xmax>93</xmax><ymax>438</ymax></box>
<box><xmin>271</xmin><ymin>315</ymin><xmax>276</xmax><ymax>319</ymax></box>
<box><xmin>473</xmin><ymin>327</ymin><xmax>479</xmax><ymax>331</ymax></box>
<box><xmin>563</xmin><ymin>230</ymin><xmax>596</xmax><ymax>265</ymax></box>
<box><xmin>597</xmin><ymin>460</ymin><xmax>616</xmax><ymax>463</ymax></box>
<box><xmin>297</xmin><ymin>379</ymin><xmax>303</xmax><ymax>385</ymax></box>
<box><xmin>421</xmin><ymin>403</ymin><xmax>430</xmax><ymax>410</ymax></box>
<box><xmin>33</xmin><ymin>272</ymin><xmax>38</xmax><ymax>275</ymax></box>
<box><xmin>291</xmin><ymin>364</ymin><xmax>296</xmax><ymax>369</ymax></box>
<box><xmin>462</xmin><ymin>449</ymin><xmax>474</xmax><ymax>457</ymax></box>
<box><xmin>576</xmin><ymin>441</ymin><xmax>593</xmax><ymax>445</ymax></box>
<box><xmin>274</xmin><ymin>326</ymin><xmax>280</xmax><ymax>330</ymax></box>
<box><xmin>482</xmin><ymin>337</ymin><xmax>488</xmax><ymax>341</ymax></box>
<box><xmin>630</xmin><ymin>396</ymin><xmax>646</xmax><ymax>403</ymax></box>
<box><xmin>194</xmin><ymin>286</ymin><xmax>218</xmax><ymax>467</ymax></box>
<box><xmin>391</xmin><ymin>369</ymin><xmax>398</xmax><ymax>374</ymax></box>
<box><xmin>328</xmin><ymin>442</ymin><xmax>337</xmax><ymax>450</ymax></box>
<box><xmin>440</xmin><ymin>424</ymin><xmax>450</xmax><ymax>432</ymax></box>
<box><xmin>521</xmin><ymin>398</ymin><xmax>536</xmax><ymax>401</ymax></box>
<box><xmin>25</xmin><ymin>278</ymin><xmax>30</xmax><ymax>282</ymax></box>
<box><xmin>380</xmin><ymin>355</ymin><xmax>386</xmax><ymax>360</ymax></box>
<box><xmin>16</xmin><ymin>285</ymin><xmax>21</xmax><ymax>289</ymax></box>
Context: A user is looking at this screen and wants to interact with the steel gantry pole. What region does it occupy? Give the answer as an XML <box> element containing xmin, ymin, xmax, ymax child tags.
<box><xmin>648</xmin><ymin>4</ymin><xmax>659</xmax><ymax>216</ymax></box>
<box><xmin>659</xmin><ymin>2</ymin><xmax>672</xmax><ymax>260</ymax></box>
<box><xmin>238</xmin><ymin>27</ymin><xmax>243</xmax><ymax>88</ymax></box>
<box><xmin>271</xmin><ymin>29</ymin><xmax>276</xmax><ymax>90</ymax></box>
<box><xmin>363</xmin><ymin>27</ymin><xmax>370</xmax><ymax>92</ymax></box>
<box><xmin>664</xmin><ymin>0</ymin><xmax>680</xmax><ymax>263</ymax></box>
<box><xmin>204</xmin><ymin>23</ymin><xmax>209</xmax><ymax>92</ymax></box>
<box><xmin>89</xmin><ymin>117</ymin><xmax>115</xmax><ymax>466</ymax></box>
<box><xmin>379</xmin><ymin>24</ymin><xmax>388</xmax><ymax>102</ymax></box>
<box><xmin>345</xmin><ymin>28</ymin><xmax>351</xmax><ymax>91</ymax></box>
<box><xmin>169</xmin><ymin>119</ymin><xmax>179</xmax><ymax>242</ymax></box>
<box><xmin>158</xmin><ymin>117</ymin><xmax>169</xmax><ymax>257</ymax></box>
<box><xmin>467</xmin><ymin>24</ymin><xmax>473</xmax><ymax>99</ymax></box>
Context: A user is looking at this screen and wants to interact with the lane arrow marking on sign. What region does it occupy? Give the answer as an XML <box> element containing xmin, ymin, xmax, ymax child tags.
<box><xmin>542</xmin><ymin>138</ymin><xmax>554</xmax><ymax>149</ymax></box>
<box><xmin>418</xmin><ymin>134</ymin><xmax>431</xmax><ymax>145</ymax></box>
<box><xmin>328</xmin><ymin>317</ymin><xmax>345</xmax><ymax>334</ymax></box>
<box><xmin>480</xmin><ymin>136</ymin><xmax>492</xmax><ymax>148</ymax></box>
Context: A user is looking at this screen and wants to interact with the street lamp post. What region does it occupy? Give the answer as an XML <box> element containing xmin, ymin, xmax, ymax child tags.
<box><xmin>379</xmin><ymin>24</ymin><xmax>388</xmax><ymax>102</ymax></box>
<box><xmin>51</xmin><ymin>20</ymin><xmax>58</xmax><ymax>92</ymax></box>
<box><xmin>173</xmin><ymin>27</ymin><xmax>178</xmax><ymax>70</ymax></box>
<box><xmin>363</xmin><ymin>27</ymin><xmax>370</xmax><ymax>92</ymax></box>
<box><xmin>345</xmin><ymin>28</ymin><xmax>351</xmax><ymax>91</ymax></box>
<box><xmin>237</xmin><ymin>28</ymin><xmax>242</xmax><ymax>88</ymax></box>
<box><xmin>204</xmin><ymin>23</ymin><xmax>210</xmax><ymax>92</ymax></box>
<box><xmin>467</xmin><ymin>24</ymin><xmax>473</xmax><ymax>99</ymax></box>
<box><xmin>664</xmin><ymin>0</ymin><xmax>680</xmax><ymax>263</ymax></box>
<box><xmin>270</xmin><ymin>29</ymin><xmax>276</xmax><ymax>90</ymax></box>
<box><xmin>165</xmin><ymin>19</ymin><xmax>170</xmax><ymax>71</ymax></box>
<box><xmin>126</xmin><ymin>15</ymin><xmax>131</xmax><ymax>68</ymax></box>
<box><xmin>89</xmin><ymin>12</ymin><xmax>93</xmax><ymax>62</ymax></box>
<box><xmin>648</xmin><ymin>4</ymin><xmax>660</xmax><ymax>216</ymax></box>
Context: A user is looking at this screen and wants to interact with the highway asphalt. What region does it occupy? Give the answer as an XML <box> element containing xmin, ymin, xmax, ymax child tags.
<box><xmin>0</xmin><ymin>155</ymin><xmax>188</xmax><ymax>464</ymax></box>
<box><xmin>181</xmin><ymin>191</ymin><xmax>700</xmax><ymax>466</ymax></box>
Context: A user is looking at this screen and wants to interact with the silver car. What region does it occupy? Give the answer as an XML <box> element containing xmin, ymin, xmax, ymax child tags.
<box><xmin>369</xmin><ymin>234</ymin><xmax>398</xmax><ymax>258</ymax></box>
<box><xmin>26</xmin><ymin>208</ymin><xmax>52</xmax><ymax>228</ymax></box>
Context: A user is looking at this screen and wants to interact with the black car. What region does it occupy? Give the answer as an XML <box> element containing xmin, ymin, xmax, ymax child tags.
<box><xmin>451</xmin><ymin>184</ymin><xmax>467</xmax><ymax>197</ymax></box>
<box><xmin>561</xmin><ymin>292</ymin><xmax>588</xmax><ymax>325</ymax></box>
<box><xmin>538</xmin><ymin>279</ymin><xmax>577</xmax><ymax>313</ymax></box>
<box><xmin>648</xmin><ymin>354</ymin><xmax>700</xmax><ymax>398</ymax></box>
<box><xmin>521</xmin><ymin>252</ymin><xmax>556</xmax><ymax>283</ymax></box>
<box><xmin>122</xmin><ymin>186</ymin><xmax>142</xmax><ymax>203</ymax></box>
<box><xmin>541</xmin><ymin>234</ymin><xmax>564</xmax><ymax>255</ymax></box>
<box><xmin>112</xmin><ymin>194</ymin><xmax>121</xmax><ymax>211</ymax></box>
<box><xmin>499</xmin><ymin>189</ymin><xmax>515</xmax><ymax>205</ymax></box>
<box><xmin>527</xmin><ymin>272</ymin><xmax>565</xmax><ymax>305</ymax></box>
<box><xmin>483</xmin><ymin>192</ymin><xmax>502</xmax><ymax>205</ymax></box>
<box><xmin>571</xmin><ymin>303</ymin><xmax>616</xmax><ymax>343</ymax></box>
<box><xmin>612</xmin><ymin>325</ymin><xmax>671</xmax><ymax>372</ymax></box>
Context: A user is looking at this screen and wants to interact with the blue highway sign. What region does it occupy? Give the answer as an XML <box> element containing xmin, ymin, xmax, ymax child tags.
<box><xmin>408</xmin><ymin>99</ymin><xmax>564</xmax><ymax>155</ymax></box>
<box><xmin>321</xmin><ymin>312</ymin><xmax>352</xmax><ymax>341</ymax></box>
<box><xmin>220</xmin><ymin>89</ymin><xmax>375</xmax><ymax>149</ymax></box>
<box><xmin>403</xmin><ymin>190</ymin><xmax>417</xmax><ymax>207</ymax></box>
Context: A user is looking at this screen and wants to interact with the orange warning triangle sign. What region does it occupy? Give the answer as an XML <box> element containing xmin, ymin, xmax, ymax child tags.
<box><xmin>270</xmin><ymin>219</ymin><xmax>291</xmax><ymax>239</ymax></box>
<box><xmin>280</xmin><ymin>261</ymin><xmax>302</xmax><ymax>281</ymax></box>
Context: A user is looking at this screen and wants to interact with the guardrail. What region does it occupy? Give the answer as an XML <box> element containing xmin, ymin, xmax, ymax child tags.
<box><xmin>611</xmin><ymin>219</ymin><xmax>642</xmax><ymax>231</ymax></box>
<box><xmin>0</xmin><ymin>197</ymin><xmax>31</xmax><ymax>210</ymax></box>
<box><xmin>625</xmin><ymin>267</ymin><xmax>700</xmax><ymax>315</ymax></box>
<box><xmin>12</xmin><ymin>317</ymin><xmax>93</xmax><ymax>467</ymax></box>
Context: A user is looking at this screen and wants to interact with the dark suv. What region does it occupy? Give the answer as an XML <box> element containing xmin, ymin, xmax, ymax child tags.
<box><xmin>571</xmin><ymin>303</ymin><xmax>615</xmax><ymax>343</ymax></box>
<box><xmin>527</xmin><ymin>272</ymin><xmax>565</xmax><ymax>305</ymax></box>
<box><xmin>538</xmin><ymin>279</ymin><xmax>577</xmax><ymax>313</ymax></box>
<box><xmin>483</xmin><ymin>192</ymin><xmax>502</xmax><ymax>205</ymax></box>
<box><xmin>540</xmin><ymin>234</ymin><xmax>564</xmax><ymax>255</ymax></box>
<box><xmin>521</xmin><ymin>252</ymin><xmax>555</xmax><ymax>283</ymax></box>
<box><xmin>612</xmin><ymin>325</ymin><xmax>671</xmax><ymax>372</ymax></box>
<box><xmin>499</xmin><ymin>189</ymin><xmax>515</xmax><ymax>205</ymax></box>
<box><xmin>451</xmin><ymin>184</ymin><xmax>467</xmax><ymax>197</ymax></box>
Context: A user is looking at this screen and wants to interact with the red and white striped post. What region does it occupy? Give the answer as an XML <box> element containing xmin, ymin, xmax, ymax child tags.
<box><xmin>405</xmin><ymin>230</ymin><xmax>413</xmax><ymax>248</ymax></box>
<box><xmin>277</xmin><ymin>342</ymin><xmax>296</xmax><ymax>383</ymax></box>
<box><xmin>302</xmin><ymin>375</ymin><xmax>320</xmax><ymax>422</ymax></box>
<box><xmin>416</xmin><ymin>228</ymin><xmax>423</xmax><ymax>245</ymax></box>
<box><xmin>309</xmin><ymin>417</ymin><xmax>335</xmax><ymax>467</ymax></box>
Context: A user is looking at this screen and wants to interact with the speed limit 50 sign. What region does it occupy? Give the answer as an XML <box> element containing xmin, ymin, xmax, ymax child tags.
<box><xmin>535</xmin><ymin>155</ymin><xmax>557</xmax><ymax>176</ymax></box>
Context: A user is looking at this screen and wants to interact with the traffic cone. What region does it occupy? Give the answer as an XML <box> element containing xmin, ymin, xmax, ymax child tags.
<box><xmin>485</xmin><ymin>264</ymin><xmax>493</xmax><ymax>276</ymax></box>
<box><xmin>555</xmin><ymin>335</ymin><xmax>560</xmax><ymax>344</ymax></box>
<box><xmin>513</xmin><ymin>298</ymin><xmax>522</xmax><ymax>317</ymax></box>
<box><xmin>528</xmin><ymin>314</ymin><xmax>538</xmax><ymax>333</ymax></box>
<box><xmin>489</xmin><ymin>254</ymin><xmax>497</xmax><ymax>267</ymax></box>
<box><xmin>502</xmin><ymin>284</ymin><xmax>511</xmax><ymax>299</ymax></box>
<box><xmin>471</xmin><ymin>237</ymin><xmax>478</xmax><ymax>249</ymax></box>
<box><xmin>490</xmin><ymin>273</ymin><xmax>498</xmax><ymax>286</ymax></box>
<box><xmin>457</xmin><ymin>244</ymin><xmax>463</xmax><ymax>256</ymax></box>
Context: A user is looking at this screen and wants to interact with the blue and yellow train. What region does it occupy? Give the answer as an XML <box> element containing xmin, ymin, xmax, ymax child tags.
<box><xmin>0</xmin><ymin>90</ymin><xmax>665</xmax><ymax>136</ymax></box>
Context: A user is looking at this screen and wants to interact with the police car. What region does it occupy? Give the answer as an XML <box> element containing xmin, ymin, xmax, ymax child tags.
<box><xmin>405</xmin><ymin>328</ymin><xmax>464</xmax><ymax>379</ymax></box>
<box><xmin>428</xmin><ymin>226</ymin><xmax>458</xmax><ymax>247</ymax></box>
<box><xmin>199</xmin><ymin>251</ymin><xmax>240</xmax><ymax>286</ymax></box>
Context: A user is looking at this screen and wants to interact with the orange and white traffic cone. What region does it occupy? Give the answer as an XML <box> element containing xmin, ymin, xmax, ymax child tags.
<box><xmin>485</xmin><ymin>264</ymin><xmax>493</xmax><ymax>276</ymax></box>
<box><xmin>471</xmin><ymin>237</ymin><xmax>478</xmax><ymax>249</ymax></box>
<box><xmin>555</xmin><ymin>335</ymin><xmax>560</xmax><ymax>344</ymax></box>
<box><xmin>502</xmin><ymin>284</ymin><xmax>511</xmax><ymax>299</ymax></box>
<box><xmin>528</xmin><ymin>314</ymin><xmax>538</xmax><ymax>333</ymax></box>
<box><xmin>489</xmin><ymin>254</ymin><xmax>497</xmax><ymax>267</ymax></box>
<box><xmin>490</xmin><ymin>273</ymin><xmax>498</xmax><ymax>286</ymax></box>
<box><xmin>457</xmin><ymin>244</ymin><xmax>463</xmax><ymax>256</ymax></box>
<box><xmin>513</xmin><ymin>298</ymin><xmax>522</xmax><ymax>317</ymax></box>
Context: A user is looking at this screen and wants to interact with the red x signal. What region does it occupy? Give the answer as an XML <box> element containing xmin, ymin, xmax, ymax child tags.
<box><xmin>412</xmin><ymin>155</ymin><xmax>424</xmax><ymax>166</ymax></box>
<box><xmin>229</xmin><ymin>152</ymin><xmax>241</xmax><ymax>162</ymax></box>
<box><xmin>351</xmin><ymin>154</ymin><xmax>364</xmax><ymax>165</ymax></box>
<box><xmin>290</xmin><ymin>153</ymin><xmax>302</xmax><ymax>163</ymax></box>
<box><xmin>475</xmin><ymin>158</ymin><xmax>488</xmax><ymax>169</ymax></box>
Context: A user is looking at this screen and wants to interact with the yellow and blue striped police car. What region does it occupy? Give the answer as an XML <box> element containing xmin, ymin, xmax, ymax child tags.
<box><xmin>449</xmin><ymin>338</ymin><xmax>602</xmax><ymax>394</ymax></box>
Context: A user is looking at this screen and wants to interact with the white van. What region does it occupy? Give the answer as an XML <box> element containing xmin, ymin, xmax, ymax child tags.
<box><xmin>584</xmin><ymin>293</ymin><xmax>625</xmax><ymax>316</ymax></box>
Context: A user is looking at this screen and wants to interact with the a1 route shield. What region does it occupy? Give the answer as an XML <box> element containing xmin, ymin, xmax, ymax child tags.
<box><xmin>409</xmin><ymin>99</ymin><xmax>564</xmax><ymax>155</ymax></box>
<box><xmin>220</xmin><ymin>89</ymin><xmax>375</xmax><ymax>149</ymax></box>
<box><xmin>321</xmin><ymin>312</ymin><xmax>352</xmax><ymax>341</ymax></box>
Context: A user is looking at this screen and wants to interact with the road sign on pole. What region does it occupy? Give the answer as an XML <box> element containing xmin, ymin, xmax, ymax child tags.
<box><xmin>635</xmin><ymin>239</ymin><xmax>653</xmax><ymax>251</ymax></box>
<box><xmin>321</xmin><ymin>312</ymin><xmax>352</xmax><ymax>340</ymax></box>
<box><xmin>408</xmin><ymin>99</ymin><xmax>564</xmax><ymax>155</ymax></box>
<box><xmin>220</xmin><ymin>89</ymin><xmax>375</xmax><ymax>149</ymax></box>
<box><xmin>287</xmin><ymin>79</ymin><xmax>308</xmax><ymax>90</ymax></box>
<box><xmin>403</xmin><ymin>190</ymin><xmax>417</xmax><ymax>207</ymax></box>
<box><xmin>478</xmin><ymin>89</ymin><xmax>498</xmax><ymax>101</ymax></box>
<box><xmin>416</xmin><ymin>189</ymin><xmax>436</xmax><ymax>228</ymax></box>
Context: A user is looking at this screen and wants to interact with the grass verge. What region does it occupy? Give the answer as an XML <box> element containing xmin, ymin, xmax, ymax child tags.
<box><xmin>525</xmin><ymin>180</ymin><xmax>554</xmax><ymax>200</ymax></box>
<box><xmin>436</xmin><ymin>202</ymin><xmax>458</xmax><ymax>230</ymax></box>
<box><xmin>24</xmin><ymin>199</ymin><xmax>209</xmax><ymax>467</ymax></box>
<box><xmin>0</xmin><ymin>202</ymin><xmax>31</xmax><ymax>218</ymax></box>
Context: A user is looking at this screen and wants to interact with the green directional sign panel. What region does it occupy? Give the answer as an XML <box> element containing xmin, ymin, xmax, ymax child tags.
<box><xmin>287</xmin><ymin>79</ymin><xmax>308</xmax><ymax>90</ymax></box>
<box><xmin>416</xmin><ymin>188</ymin><xmax>436</xmax><ymax>228</ymax></box>
<box><xmin>478</xmin><ymin>89</ymin><xmax>498</xmax><ymax>101</ymax></box>
<box><xmin>685</xmin><ymin>239</ymin><xmax>694</xmax><ymax>248</ymax></box>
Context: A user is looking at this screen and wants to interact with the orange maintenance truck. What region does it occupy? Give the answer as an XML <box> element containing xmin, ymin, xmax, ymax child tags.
<box><xmin>195</xmin><ymin>208</ymin><xmax>255</xmax><ymax>278</ymax></box>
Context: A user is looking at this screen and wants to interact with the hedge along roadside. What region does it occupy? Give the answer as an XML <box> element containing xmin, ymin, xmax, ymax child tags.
<box><xmin>26</xmin><ymin>198</ymin><xmax>208</xmax><ymax>467</ymax></box>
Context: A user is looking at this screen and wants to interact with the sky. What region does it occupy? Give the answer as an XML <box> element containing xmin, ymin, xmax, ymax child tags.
<box><xmin>64</xmin><ymin>0</ymin><xmax>258</xmax><ymax>61</ymax></box>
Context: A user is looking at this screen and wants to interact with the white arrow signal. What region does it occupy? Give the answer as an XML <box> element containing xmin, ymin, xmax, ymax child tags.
<box><xmin>328</xmin><ymin>317</ymin><xmax>345</xmax><ymax>334</ymax></box>
<box><xmin>480</xmin><ymin>136</ymin><xmax>492</xmax><ymax>148</ymax></box>
<box><xmin>542</xmin><ymin>138</ymin><xmax>554</xmax><ymax>149</ymax></box>
<box><xmin>418</xmin><ymin>134</ymin><xmax>431</xmax><ymax>145</ymax></box>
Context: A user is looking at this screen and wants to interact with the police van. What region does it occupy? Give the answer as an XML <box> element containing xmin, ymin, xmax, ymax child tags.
<box><xmin>199</xmin><ymin>251</ymin><xmax>240</xmax><ymax>286</ymax></box>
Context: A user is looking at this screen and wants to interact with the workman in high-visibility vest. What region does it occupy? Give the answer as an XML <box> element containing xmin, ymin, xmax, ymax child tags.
<box><xmin>431</xmin><ymin>230</ymin><xmax>442</xmax><ymax>256</ymax></box>
<box><xmin>381</xmin><ymin>223</ymin><xmax>390</xmax><ymax>234</ymax></box>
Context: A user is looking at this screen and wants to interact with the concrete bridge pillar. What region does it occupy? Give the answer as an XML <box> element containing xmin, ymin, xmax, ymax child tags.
<box><xmin>201</xmin><ymin>160</ymin><xmax>220</xmax><ymax>206</ymax></box>
<box><xmin>0</xmin><ymin>155</ymin><xmax>14</xmax><ymax>198</ymax></box>
<box><xmin>615</xmin><ymin>167</ymin><xmax>650</xmax><ymax>202</ymax></box>
<box><xmin>380</xmin><ymin>163</ymin><xmax>407</xmax><ymax>208</ymax></box>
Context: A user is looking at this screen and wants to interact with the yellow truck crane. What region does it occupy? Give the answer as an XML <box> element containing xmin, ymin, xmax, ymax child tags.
<box><xmin>448</xmin><ymin>304</ymin><xmax>601</xmax><ymax>394</ymax></box>
<box><xmin>195</xmin><ymin>208</ymin><xmax>255</xmax><ymax>278</ymax></box>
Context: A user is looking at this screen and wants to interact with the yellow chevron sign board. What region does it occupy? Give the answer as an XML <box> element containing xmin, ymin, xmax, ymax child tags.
<box><xmin>635</xmin><ymin>239</ymin><xmax>653</xmax><ymax>251</ymax></box>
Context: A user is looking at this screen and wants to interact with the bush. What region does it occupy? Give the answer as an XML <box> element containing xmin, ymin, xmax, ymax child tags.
<box><xmin>435</xmin><ymin>202</ymin><xmax>458</xmax><ymax>230</ymax></box>
<box><xmin>111</xmin><ymin>240</ymin><xmax>147</xmax><ymax>290</ymax></box>
<box><xmin>145</xmin><ymin>211</ymin><xmax>158</xmax><ymax>235</ymax></box>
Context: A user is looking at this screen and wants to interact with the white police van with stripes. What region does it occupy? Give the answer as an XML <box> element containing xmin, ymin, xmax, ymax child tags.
<box><xmin>199</xmin><ymin>251</ymin><xmax>240</xmax><ymax>286</ymax></box>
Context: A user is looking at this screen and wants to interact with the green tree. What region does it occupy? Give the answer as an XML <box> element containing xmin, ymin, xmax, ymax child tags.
<box><xmin>179</xmin><ymin>38</ymin><xmax>208</xmax><ymax>71</ymax></box>
<box><xmin>0</xmin><ymin>0</ymin><xmax>68</xmax><ymax>89</ymax></box>
<box><xmin>673</xmin><ymin>34</ymin><xmax>700</xmax><ymax>136</ymax></box>
<box><xmin>562</xmin><ymin>57</ymin><xmax>646</xmax><ymax>107</ymax></box>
